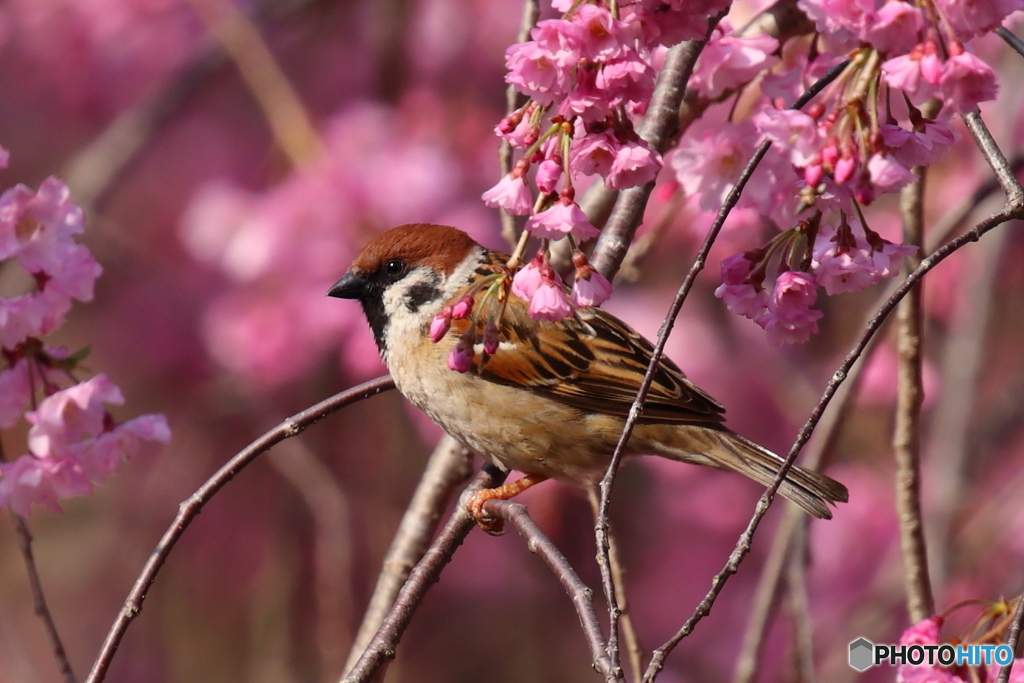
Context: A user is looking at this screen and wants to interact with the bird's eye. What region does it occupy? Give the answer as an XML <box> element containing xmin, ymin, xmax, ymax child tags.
<box><xmin>384</xmin><ymin>259</ymin><xmax>406</xmax><ymax>278</ymax></box>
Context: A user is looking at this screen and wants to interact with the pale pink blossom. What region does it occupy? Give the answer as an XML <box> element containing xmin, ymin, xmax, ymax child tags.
<box><xmin>752</xmin><ymin>108</ymin><xmax>821</xmax><ymax>166</ymax></box>
<box><xmin>714</xmin><ymin>253</ymin><xmax>769</xmax><ymax>319</ymax></box>
<box><xmin>882</xmin><ymin>49</ymin><xmax>939</xmax><ymax>106</ymax></box>
<box><xmin>606</xmin><ymin>140</ymin><xmax>663</xmax><ymax>190</ymax></box>
<box><xmin>811</xmin><ymin>226</ymin><xmax>879</xmax><ymax>294</ymax></box>
<box><xmin>755</xmin><ymin>271</ymin><xmax>823</xmax><ymax>346</ymax></box>
<box><xmin>528</xmin><ymin>280</ymin><xmax>573</xmax><ymax>321</ymax></box>
<box><xmin>691</xmin><ymin>25</ymin><xmax>780</xmax><ymax>99</ymax></box>
<box><xmin>870</xmin><ymin>240</ymin><xmax>917</xmax><ymax>278</ymax></box>
<box><xmin>867</xmin><ymin>153</ymin><xmax>916</xmax><ymax>193</ymax></box>
<box><xmin>864</xmin><ymin>2</ymin><xmax>924</xmax><ymax>54</ymax></box>
<box><xmin>504</xmin><ymin>20</ymin><xmax>579</xmax><ymax>105</ymax></box>
<box><xmin>526</xmin><ymin>200</ymin><xmax>599</xmax><ymax>241</ymax></box>
<box><xmin>572</xmin><ymin>4</ymin><xmax>626</xmax><ymax>61</ymax></box>
<box><xmin>668</xmin><ymin>122</ymin><xmax>757</xmax><ymax>211</ymax></box>
<box><xmin>512</xmin><ymin>258</ymin><xmax>547</xmax><ymax>301</ymax></box>
<box><xmin>482</xmin><ymin>174</ymin><xmax>533</xmax><ymax>215</ymax></box>
<box><xmin>570</xmin><ymin>128</ymin><xmax>620</xmax><ymax>178</ymax></box>
<box><xmin>937</xmin><ymin>0</ymin><xmax>1024</xmax><ymax>38</ymax></box>
<box><xmin>0</xmin><ymin>456</ymin><xmax>88</xmax><ymax>516</ymax></box>
<box><xmin>881</xmin><ymin>121</ymin><xmax>957</xmax><ymax>168</ymax></box>
<box><xmin>571</xmin><ymin>268</ymin><xmax>613</xmax><ymax>307</ymax></box>
<box><xmin>597</xmin><ymin>53</ymin><xmax>656</xmax><ymax>108</ymax></box>
<box><xmin>0</xmin><ymin>359</ymin><xmax>31</xmax><ymax>428</ymax></box>
<box><xmin>939</xmin><ymin>49</ymin><xmax>999</xmax><ymax>114</ymax></box>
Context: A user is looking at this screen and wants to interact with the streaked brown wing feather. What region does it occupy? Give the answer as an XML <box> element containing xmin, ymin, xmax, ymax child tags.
<box><xmin>454</xmin><ymin>291</ymin><xmax>725</xmax><ymax>427</ymax></box>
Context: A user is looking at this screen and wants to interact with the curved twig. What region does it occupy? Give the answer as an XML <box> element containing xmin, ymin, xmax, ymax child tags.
<box><xmin>594</xmin><ymin>59</ymin><xmax>849</xmax><ymax>683</ymax></box>
<box><xmin>340</xmin><ymin>466</ymin><xmax>506</xmax><ymax>683</ymax></box>
<box><xmin>85</xmin><ymin>375</ymin><xmax>396</xmax><ymax>683</ymax></box>
<box><xmin>643</xmin><ymin>206</ymin><xmax>1023</xmax><ymax>682</ymax></box>
<box><xmin>485</xmin><ymin>499</ymin><xmax>615</xmax><ymax>679</ymax></box>
<box><xmin>998</xmin><ymin>595</ymin><xmax>1024</xmax><ymax>683</ymax></box>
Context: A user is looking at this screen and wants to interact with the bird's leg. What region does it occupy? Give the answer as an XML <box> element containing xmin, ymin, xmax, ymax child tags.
<box><xmin>466</xmin><ymin>474</ymin><xmax>549</xmax><ymax>535</ymax></box>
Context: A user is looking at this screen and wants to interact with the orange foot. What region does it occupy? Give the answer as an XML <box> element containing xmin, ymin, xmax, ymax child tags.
<box><xmin>466</xmin><ymin>474</ymin><xmax>549</xmax><ymax>536</ymax></box>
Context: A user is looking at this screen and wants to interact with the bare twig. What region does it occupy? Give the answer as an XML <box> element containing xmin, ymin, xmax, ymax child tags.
<box><xmin>343</xmin><ymin>436</ymin><xmax>472</xmax><ymax>673</ymax></box>
<box><xmin>594</xmin><ymin>60</ymin><xmax>849</xmax><ymax>683</ymax></box>
<box><xmin>786</xmin><ymin>523</ymin><xmax>815</xmax><ymax>683</ymax></box>
<box><xmin>894</xmin><ymin>170</ymin><xmax>935</xmax><ymax>622</ymax></box>
<box><xmin>85</xmin><ymin>375</ymin><xmax>396</xmax><ymax>683</ymax></box>
<box><xmin>962</xmin><ymin>112</ymin><xmax>1024</xmax><ymax>209</ymax></box>
<box><xmin>340</xmin><ymin>466</ymin><xmax>507</xmax><ymax>683</ymax></box>
<box><xmin>928</xmin><ymin>225</ymin><xmax>1008</xmax><ymax>590</ymax></box>
<box><xmin>996</xmin><ymin>26</ymin><xmax>1024</xmax><ymax>60</ymax></box>
<box><xmin>643</xmin><ymin>206</ymin><xmax>1023</xmax><ymax>683</ymax></box>
<box><xmin>485</xmin><ymin>499</ymin><xmax>615</xmax><ymax>679</ymax></box>
<box><xmin>588</xmin><ymin>489</ymin><xmax>644</xmax><ymax>683</ymax></box>
<box><xmin>184</xmin><ymin>0</ymin><xmax>325</xmax><ymax>166</ymax></box>
<box><xmin>998</xmin><ymin>594</ymin><xmax>1024</xmax><ymax>683</ymax></box>
<box><xmin>13</xmin><ymin>517</ymin><xmax>77</xmax><ymax>683</ymax></box>
<box><xmin>267</xmin><ymin>439</ymin><xmax>356</xmax><ymax>676</ymax></box>
<box><xmin>500</xmin><ymin>0</ymin><xmax>541</xmax><ymax>249</ymax></box>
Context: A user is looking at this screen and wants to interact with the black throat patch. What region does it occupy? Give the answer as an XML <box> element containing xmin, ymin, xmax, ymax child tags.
<box><xmin>359</xmin><ymin>285</ymin><xmax>389</xmax><ymax>355</ymax></box>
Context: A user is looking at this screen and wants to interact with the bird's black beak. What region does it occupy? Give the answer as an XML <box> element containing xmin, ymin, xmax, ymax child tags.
<box><xmin>327</xmin><ymin>271</ymin><xmax>367</xmax><ymax>299</ymax></box>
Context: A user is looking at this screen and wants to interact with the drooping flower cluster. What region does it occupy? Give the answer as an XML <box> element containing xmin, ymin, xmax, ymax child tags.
<box><xmin>483</xmin><ymin>0</ymin><xmax>725</xmax><ymax>321</ymax></box>
<box><xmin>0</xmin><ymin>164</ymin><xmax>170</xmax><ymax>516</ymax></box>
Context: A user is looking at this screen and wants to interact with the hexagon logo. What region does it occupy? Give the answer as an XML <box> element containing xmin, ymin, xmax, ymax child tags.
<box><xmin>849</xmin><ymin>638</ymin><xmax>874</xmax><ymax>672</ymax></box>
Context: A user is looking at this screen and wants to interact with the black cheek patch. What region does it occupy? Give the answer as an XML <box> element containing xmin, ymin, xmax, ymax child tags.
<box><xmin>360</xmin><ymin>287</ymin><xmax>389</xmax><ymax>354</ymax></box>
<box><xmin>405</xmin><ymin>282</ymin><xmax>442</xmax><ymax>313</ymax></box>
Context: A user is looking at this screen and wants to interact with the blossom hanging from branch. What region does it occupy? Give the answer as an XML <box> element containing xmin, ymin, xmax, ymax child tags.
<box><xmin>0</xmin><ymin>159</ymin><xmax>170</xmax><ymax>516</ymax></box>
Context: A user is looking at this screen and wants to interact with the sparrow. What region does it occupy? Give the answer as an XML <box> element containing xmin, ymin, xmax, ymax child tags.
<box><xmin>328</xmin><ymin>223</ymin><xmax>847</xmax><ymax>531</ymax></box>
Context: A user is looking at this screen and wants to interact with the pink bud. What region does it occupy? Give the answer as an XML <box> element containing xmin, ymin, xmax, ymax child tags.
<box><xmin>451</xmin><ymin>297</ymin><xmax>474</xmax><ymax>319</ymax></box>
<box><xmin>804</xmin><ymin>164</ymin><xmax>823</xmax><ymax>187</ymax></box>
<box><xmin>447</xmin><ymin>344</ymin><xmax>473</xmax><ymax>373</ymax></box>
<box><xmin>535</xmin><ymin>158</ymin><xmax>563</xmax><ymax>194</ymax></box>
<box><xmin>483</xmin><ymin>322</ymin><xmax>499</xmax><ymax>355</ymax></box>
<box><xmin>429</xmin><ymin>312</ymin><xmax>451</xmax><ymax>343</ymax></box>
<box><xmin>834</xmin><ymin>155</ymin><xmax>857</xmax><ymax>185</ymax></box>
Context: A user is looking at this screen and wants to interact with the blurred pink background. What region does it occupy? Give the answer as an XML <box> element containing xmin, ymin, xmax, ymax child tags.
<box><xmin>1</xmin><ymin>1</ymin><xmax>1023</xmax><ymax>682</ymax></box>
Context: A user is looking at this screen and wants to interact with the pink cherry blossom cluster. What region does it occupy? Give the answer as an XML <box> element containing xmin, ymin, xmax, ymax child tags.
<box><xmin>0</xmin><ymin>157</ymin><xmax>170</xmax><ymax>516</ymax></box>
<box><xmin>715</xmin><ymin>213</ymin><xmax>915</xmax><ymax>345</ymax></box>
<box><xmin>895</xmin><ymin>614</ymin><xmax>1024</xmax><ymax>683</ymax></box>
<box><xmin>483</xmin><ymin>0</ymin><xmax>727</xmax><ymax>321</ymax></box>
<box><xmin>667</xmin><ymin>0</ymin><xmax>1015</xmax><ymax>343</ymax></box>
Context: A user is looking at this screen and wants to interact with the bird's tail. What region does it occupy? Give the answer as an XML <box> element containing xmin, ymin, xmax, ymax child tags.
<box><xmin>657</xmin><ymin>429</ymin><xmax>849</xmax><ymax>519</ymax></box>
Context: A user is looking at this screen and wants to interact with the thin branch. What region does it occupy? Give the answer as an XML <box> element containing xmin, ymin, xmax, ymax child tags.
<box><xmin>340</xmin><ymin>465</ymin><xmax>507</xmax><ymax>683</ymax></box>
<box><xmin>643</xmin><ymin>206</ymin><xmax>1023</xmax><ymax>683</ymax></box>
<box><xmin>13</xmin><ymin>517</ymin><xmax>77</xmax><ymax>683</ymax></box>
<box><xmin>962</xmin><ymin>112</ymin><xmax>1024</xmax><ymax>210</ymax></box>
<box><xmin>588</xmin><ymin>489</ymin><xmax>644</xmax><ymax>683</ymax></box>
<box><xmin>500</xmin><ymin>0</ymin><xmax>540</xmax><ymax>249</ymax></box>
<box><xmin>998</xmin><ymin>595</ymin><xmax>1024</xmax><ymax>683</ymax></box>
<box><xmin>184</xmin><ymin>0</ymin><xmax>325</xmax><ymax>166</ymax></box>
<box><xmin>485</xmin><ymin>499</ymin><xmax>615</xmax><ymax>680</ymax></box>
<box><xmin>85</xmin><ymin>375</ymin><xmax>396</xmax><ymax>683</ymax></box>
<box><xmin>594</xmin><ymin>59</ymin><xmax>849</xmax><ymax>683</ymax></box>
<box><xmin>785</xmin><ymin>523</ymin><xmax>815</xmax><ymax>683</ymax></box>
<box><xmin>894</xmin><ymin>169</ymin><xmax>935</xmax><ymax>622</ymax></box>
<box><xmin>995</xmin><ymin>26</ymin><xmax>1024</xmax><ymax>60</ymax></box>
<box><xmin>343</xmin><ymin>435</ymin><xmax>472</xmax><ymax>674</ymax></box>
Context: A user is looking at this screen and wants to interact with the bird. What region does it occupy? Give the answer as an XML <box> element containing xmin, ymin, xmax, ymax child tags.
<box><xmin>328</xmin><ymin>223</ymin><xmax>847</xmax><ymax>531</ymax></box>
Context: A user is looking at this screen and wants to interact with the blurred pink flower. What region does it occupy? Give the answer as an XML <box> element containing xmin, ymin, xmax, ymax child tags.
<box><xmin>606</xmin><ymin>139</ymin><xmax>663</xmax><ymax>190</ymax></box>
<box><xmin>482</xmin><ymin>174</ymin><xmax>533</xmax><ymax>215</ymax></box>
<box><xmin>528</xmin><ymin>279</ymin><xmax>572</xmax><ymax>321</ymax></box>
<box><xmin>752</xmin><ymin>108</ymin><xmax>821</xmax><ymax>166</ymax></box>
<box><xmin>865</xmin><ymin>1</ymin><xmax>924</xmax><ymax>54</ymax></box>
<box><xmin>690</xmin><ymin>23</ymin><xmax>779</xmax><ymax>99</ymax></box>
<box><xmin>939</xmin><ymin>49</ymin><xmax>999</xmax><ymax>114</ymax></box>
<box><xmin>512</xmin><ymin>257</ymin><xmax>546</xmax><ymax>301</ymax></box>
<box><xmin>0</xmin><ymin>359</ymin><xmax>30</xmax><ymax>428</ymax></box>
<box><xmin>668</xmin><ymin>121</ymin><xmax>758</xmax><ymax>211</ymax></box>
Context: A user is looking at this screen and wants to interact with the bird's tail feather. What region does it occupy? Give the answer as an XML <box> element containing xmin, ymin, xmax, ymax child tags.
<box><xmin>660</xmin><ymin>430</ymin><xmax>849</xmax><ymax>519</ymax></box>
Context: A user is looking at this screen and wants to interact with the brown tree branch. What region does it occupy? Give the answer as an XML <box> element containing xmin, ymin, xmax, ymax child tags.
<box><xmin>643</xmin><ymin>205</ymin><xmax>1023</xmax><ymax>682</ymax></box>
<box><xmin>894</xmin><ymin>170</ymin><xmax>935</xmax><ymax>622</ymax></box>
<box><xmin>13</xmin><ymin>516</ymin><xmax>77</xmax><ymax>683</ymax></box>
<box><xmin>339</xmin><ymin>465</ymin><xmax>507</xmax><ymax>683</ymax></box>
<box><xmin>485</xmin><ymin>499</ymin><xmax>615</xmax><ymax>679</ymax></box>
<box><xmin>962</xmin><ymin>112</ymin><xmax>1024</xmax><ymax>209</ymax></box>
<box><xmin>85</xmin><ymin>375</ymin><xmax>396</xmax><ymax>683</ymax></box>
<box><xmin>342</xmin><ymin>435</ymin><xmax>472</xmax><ymax>674</ymax></box>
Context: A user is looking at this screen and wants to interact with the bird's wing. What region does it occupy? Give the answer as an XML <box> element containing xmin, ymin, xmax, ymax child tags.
<box><xmin>453</xmin><ymin>293</ymin><xmax>726</xmax><ymax>426</ymax></box>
